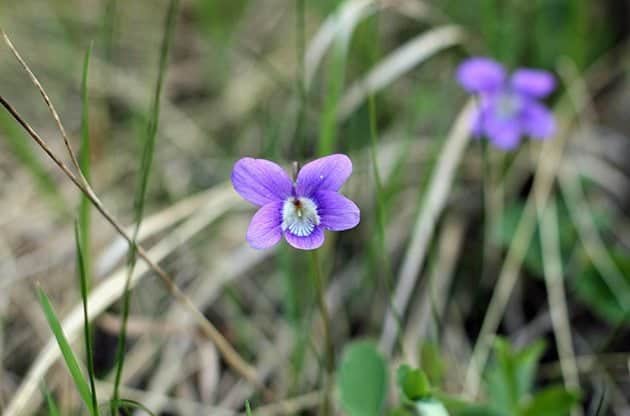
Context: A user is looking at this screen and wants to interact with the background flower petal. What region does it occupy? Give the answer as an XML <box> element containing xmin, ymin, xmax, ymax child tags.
<box><xmin>284</xmin><ymin>226</ymin><xmax>325</xmax><ymax>250</ymax></box>
<box><xmin>232</xmin><ymin>158</ymin><xmax>293</xmax><ymax>206</ymax></box>
<box><xmin>456</xmin><ymin>57</ymin><xmax>506</xmax><ymax>93</ymax></box>
<box><xmin>511</xmin><ymin>69</ymin><xmax>555</xmax><ymax>98</ymax></box>
<box><xmin>246</xmin><ymin>202</ymin><xmax>283</xmax><ymax>249</ymax></box>
<box><xmin>315</xmin><ymin>190</ymin><xmax>360</xmax><ymax>231</ymax></box>
<box><xmin>521</xmin><ymin>101</ymin><xmax>556</xmax><ymax>139</ymax></box>
<box><xmin>484</xmin><ymin>114</ymin><xmax>522</xmax><ymax>150</ymax></box>
<box><xmin>296</xmin><ymin>154</ymin><xmax>352</xmax><ymax>197</ymax></box>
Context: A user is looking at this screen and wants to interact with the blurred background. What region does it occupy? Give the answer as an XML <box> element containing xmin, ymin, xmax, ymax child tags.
<box><xmin>1</xmin><ymin>0</ymin><xmax>629</xmax><ymax>415</ymax></box>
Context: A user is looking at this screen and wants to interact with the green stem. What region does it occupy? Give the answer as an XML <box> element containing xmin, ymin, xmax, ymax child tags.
<box><xmin>310</xmin><ymin>250</ymin><xmax>334</xmax><ymax>416</ymax></box>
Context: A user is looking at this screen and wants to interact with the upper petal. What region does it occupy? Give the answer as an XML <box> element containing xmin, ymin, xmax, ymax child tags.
<box><xmin>231</xmin><ymin>158</ymin><xmax>293</xmax><ymax>206</ymax></box>
<box><xmin>456</xmin><ymin>57</ymin><xmax>506</xmax><ymax>94</ymax></box>
<box><xmin>511</xmin><ymin>69</ymin><xmax>555</xmax><ymax>98</ymax></box>
<box><xmin>246</xmin><ymin>202</ymin><xmax>283</xmax><ymax>249</ymax></box>
<box><xmin>295</xmin><ymin>154</ymin><xmax>352</xmax><ymax>197</ymax></box>
<box><xmin>520</xmin><ymin>101</ymin><xmax>556</xmax><ymax>139</ymax></box>
<box><xmin>284</xmin><ymin>226</ymin><xmax>325</xmax><ymax>250</ymax></box>
<box><xmin>314</xmin><ymin>190</ymin><xmax>360</xmax><ymax>231</ymax></box>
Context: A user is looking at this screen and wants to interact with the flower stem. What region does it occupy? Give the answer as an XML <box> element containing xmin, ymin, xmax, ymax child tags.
<box><xmin>310</xmin><ymin>250</ymin><xmax>334</xmax><ymax>416</ymax></box>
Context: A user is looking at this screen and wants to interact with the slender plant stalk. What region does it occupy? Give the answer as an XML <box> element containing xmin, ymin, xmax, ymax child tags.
<box><xmin>79</xmin><ymin>43</ymin><xmax>93</xmax><ymax>292</ymax></box>
<box><xmin>295</xmin><ymin>0</ymin><xmax>307</xmax><ymax>157</ymax></box>
<box><xmin>366</xmin><ymin>13</ymin><xmax>405</xmax><ymax>355</ymax></box>
<box><xmin>310</xmin><ymin>250</ymin><xmax>334</xmax><ymax>416</ymax></box>
<box><xmin>112</xmin><ymin>1</ymin><xmax>177</xmax><ymax>411</ymax></box>
<box><xmin>75</xmin><ymin>223</ymin><xmax>99</xmax><ymax>416</ymax></box>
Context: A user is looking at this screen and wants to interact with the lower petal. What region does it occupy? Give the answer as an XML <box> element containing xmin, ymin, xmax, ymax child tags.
<box><xmin>284</xmin><ymin>226</ymin><xmax>325</xmax><ymax>250</ymax></box>
<box><xmin>484</xmin><ymin>116</ymin><xmax>522</xmax><ymax>150</ymax></box>
<box><xmin>521</xmin><ymin>102</ymin><xmax>555</xmax><ymax>139</ymax></box>
<box><xmin>314</xmin><ymin>190</ymin><xmax>360</xmax><ymax>231</ymax></box>
<box><xmin>246</xmin><ymin>202</ymin><xmax>283</xmax><ymax>249</ymax></box>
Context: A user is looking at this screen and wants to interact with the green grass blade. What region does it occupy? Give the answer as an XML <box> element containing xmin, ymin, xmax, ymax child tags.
<box><xmin>79</xmin><ymin>43</ymin><xmax>93</xmax><ymax>291</ymax></box>
<box><xmin>111</xmin><ymin>0</ymin><xmax>179</xmax><ymax>410</ymax></box>
<box><xmin>246</xmin><ymin>400</ymin><xmax>253</xmax><ymax>415</ymax></box>
<box><xmin>317</xmin><ymin>37</ymin><xmax>348</xmax><ymax>155</ymax></box>
<box><xmin>42</xmin><ymin>385</ymin><xmax>61</xmax><ymax>416</ymax></box>
<box><xmin>37</xmin><ymin>287</ymin><xmax>95</xmax><ymax>416</ymax></box>
<box><xmin>114</xmin><ymin>399</ymin><xmax>157</xmax><ymax>416</ymax></box>
<box><xmin>75</xmin><ymin>222</ymin><xmax>99</xmax><ymax>415</ymax></box>
<box><xmin>364</xmin><ymin>15</ymin><xmax>404</xmax><ymax>352</ymax></box>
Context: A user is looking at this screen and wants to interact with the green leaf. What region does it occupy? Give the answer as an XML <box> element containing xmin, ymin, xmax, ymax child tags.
<box><xmin>438</xmin><ymin>393</ymin><xmax>504</xmax><ymax>416</ymax></box>
<box><xmin>37</xmin><ymin>288</ymin><xmax>96</xmax><ymax>416</ymax></box>
<box><xmin>572</xmin><ymin>250</ymin><xmax>630</xmax><ymax>324</ymax></box>
<box><xmin>397</xmin><ymin>365</ymin><xmax>431</xmax><ymax>401</ymax></box>
<box><xmin>337</xmin><ymin>341</ymin><xmax>388</xmax><ymax>416</ymax></box>
<box><xmin>519</xmin><ymin>386</ymin><xmax>580</xmax><ymax>416</ymax></box>
<box><xmin>486</xmin><ymin>339</ymin><xmax>545</xmax><ymax>413</ymax></box>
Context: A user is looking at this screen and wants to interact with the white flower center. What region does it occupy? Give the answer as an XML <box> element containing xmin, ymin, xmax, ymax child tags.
<box><xmin>496</xmin><ymin>92</ymin><xmax>521</xmax><ymax>119</ymax></box>
<box><xmin>281</xmin><ymin>197</ymin><xmax>320</xmax><ymax>237</ymax></box>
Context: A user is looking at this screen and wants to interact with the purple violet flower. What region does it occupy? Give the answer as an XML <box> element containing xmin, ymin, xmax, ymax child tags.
<box><xmin>231</xmin><ymin>154</ymin><xmax>360</xmax><ymax>250</ymax></box>
<box><xmin>456</xmin><ymin>57</ymin><xmax>556</xmax><ymax>150</ymax></box>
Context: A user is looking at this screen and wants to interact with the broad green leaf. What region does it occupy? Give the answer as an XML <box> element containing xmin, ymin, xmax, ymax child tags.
<box><xmin>37</xmin><ymin>288</ymin><xmax>95</xmax><ymax>416</ymax></box>
<box><xmin>397</xmin><ymin>365</ymin><xmax>431</xmax><ymax>401</ymax></box>
<box><xmin>438</xmin><ymin>393</ymin><xmax>504</xmax><ymax>416</ymax></box>
<box><xmin>486</xmin><ymin>339</ymin><xmax>545</xmax><ymax>413</ymax></box>
<box><xmin>337</xmin><ymin>341</ymin><xmax>388</xmax><ymax>416</ymax></box>
<box><xmin>519</xmin><ymin>386</ymin><xmax>580</xmax><ymax>416</ymax></box>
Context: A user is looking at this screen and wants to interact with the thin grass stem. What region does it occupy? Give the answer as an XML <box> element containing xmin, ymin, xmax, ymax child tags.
<box><xmin>309</xmin><ymin>250</ymin><xmax>333</xmax><ymax>416</ymax></box>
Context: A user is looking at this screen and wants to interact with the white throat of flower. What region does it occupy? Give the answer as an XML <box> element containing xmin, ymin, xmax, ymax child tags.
<box><xmin>496</xmin><ymin>92</ymin><xmax>521</xmax><ymax>119</ymax></box>
<box><xmin>281</xmin><ymin>197</ymin><xmax>320</xmax><ymax>237</ymax></box>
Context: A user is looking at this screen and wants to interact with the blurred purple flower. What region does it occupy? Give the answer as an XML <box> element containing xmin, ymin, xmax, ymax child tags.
<box><xmin>457</xmin><ymin>57</ymin><xmax>556</xmax><ymax>150</ymax></box>
<box><xmin>231</xmin><ymin>154</ymin><xmax>360</xmax><ymax>250</ymax></box>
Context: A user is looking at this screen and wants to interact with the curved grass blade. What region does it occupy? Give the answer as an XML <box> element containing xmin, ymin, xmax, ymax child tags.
<box><xmin>37</xmin><ymin>287</ymin><xmax>96</xmax><ymax>416</ymax></box>
<box><xmin>114</xmin><ymin>399</ymin><xmax>157</xmax><ymax>416</ymax></box>
<box><xmin>111</xmin><ymin>0</ymin><xmax>179</xmax><ymax>411</ymax></box>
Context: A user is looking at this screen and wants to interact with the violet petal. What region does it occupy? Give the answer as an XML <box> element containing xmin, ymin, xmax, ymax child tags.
<box><xmin>315</xmin><ymin>190</ymin><xmax>360</xmax><ymax>231</ymax></box>
<box><xmin>511</xmin><ymin>69</ymin><xmax>555</xmax><ymax>98</ymax></box>
<box><xmin>246</xmin><ymin>202</ymin><xmax>283</xmax><ymax>249</ymax></box>
<box><xmin>232</xmin><ymin>158</ymin><xmax>293</xmax><ymax>206</ymax></box>
<box><xmin>521</xmin><ymin>100</ymin><xmax>556</xmax><ymax>139</ymax></box>
<box><xmin>284</xmin><ymin>226</ymin><xmax>325</xmax><ymax>250</ymax></box>
<box><xmin>456</xmin><ymin>57</ymin><xmax>506</xmax><ymax>94</ymax></box>
<box><xmin>296</xmin><ymin>154</ymin><xmax>352</xmax><ymax>197</ymax></box>
<box><xmin>484</xmin><ymin>113</ymin><xmax>522</xmax><ymax>150</ymax></box>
